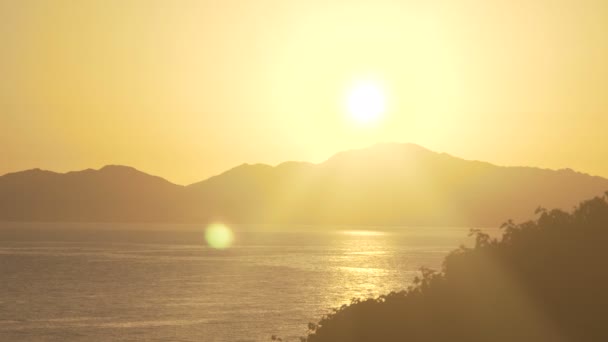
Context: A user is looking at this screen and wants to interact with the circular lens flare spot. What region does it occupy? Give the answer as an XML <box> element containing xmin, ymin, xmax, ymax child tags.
<box><xmin>205</xmin><ymin>223</ymin><xmax>234</xmax><ymax>249</ymax></box>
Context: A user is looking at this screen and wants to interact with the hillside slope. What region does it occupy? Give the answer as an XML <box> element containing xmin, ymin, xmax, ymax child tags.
<box><xmin>2</xmin><ymin>143</ymin><xmax>607</xmax><ymax>226</ymax></box>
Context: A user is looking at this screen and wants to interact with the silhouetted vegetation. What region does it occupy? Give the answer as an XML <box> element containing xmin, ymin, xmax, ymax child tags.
<box><xmin>300</xmin><ymin>192</ymin><xmax>608</xmax><ymax>341</ymax></box>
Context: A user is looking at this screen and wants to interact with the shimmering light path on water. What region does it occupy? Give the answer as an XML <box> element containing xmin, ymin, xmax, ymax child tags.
<box><xmin>0</xmin><ymin>223</ymin><xmax>498</xmax><ymax>342</ymax></box>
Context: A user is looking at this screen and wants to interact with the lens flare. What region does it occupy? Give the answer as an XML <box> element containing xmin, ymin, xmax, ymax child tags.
<box><xmin>205</xmin><ymin>223</ymin><xmax>234</xmax><ymax>249</ymax></box>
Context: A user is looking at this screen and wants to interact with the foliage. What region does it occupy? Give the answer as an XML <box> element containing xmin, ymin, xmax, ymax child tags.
<box><xmin>300</xmin><ymin>192</ymin><xmax>608</xmax><ymax>342</ymax></box>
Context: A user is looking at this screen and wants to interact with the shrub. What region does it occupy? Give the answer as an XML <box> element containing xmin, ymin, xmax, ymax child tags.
<box><xmin>303</xmin><ymin>192</ymin><xmax>608</xmax><ymax>342</ymax></box>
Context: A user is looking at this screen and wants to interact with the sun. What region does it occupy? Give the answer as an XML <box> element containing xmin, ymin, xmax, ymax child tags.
<box><xmin>345</xmin><ymin>80</ymin><xmax>386</xmax><ymax>125</ymax></box>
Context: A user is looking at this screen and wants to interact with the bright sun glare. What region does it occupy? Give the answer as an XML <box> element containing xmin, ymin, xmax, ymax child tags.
<box><xmin>345</xmin><ymin>80</ymin><xmax>386</xmax><ymax>125</ymax></box>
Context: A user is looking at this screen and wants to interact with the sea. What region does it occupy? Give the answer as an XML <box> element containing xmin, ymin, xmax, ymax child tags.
<box><xmin>0</xmin><ymin>223</ymin><xmax>498</xmax><ymax>341</ymax></box>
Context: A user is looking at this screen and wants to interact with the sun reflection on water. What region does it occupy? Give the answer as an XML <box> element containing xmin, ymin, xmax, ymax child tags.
<box><xmin>340</xmin><ymin>230</ymin><xmax>386</xmax><ymax>237</ymax></box>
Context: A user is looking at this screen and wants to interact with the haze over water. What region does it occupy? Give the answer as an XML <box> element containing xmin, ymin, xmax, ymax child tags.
<box><xmin>0</xmin><ymin>223</ymin><xmax>496</xmax><ymax>342</ymax></box>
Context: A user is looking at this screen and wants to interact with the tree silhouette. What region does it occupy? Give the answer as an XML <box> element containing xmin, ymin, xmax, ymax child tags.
<box><xmin>301</xmin><ymin>192</ymin><xmax>608</xmax><ymax>342</ymax></box>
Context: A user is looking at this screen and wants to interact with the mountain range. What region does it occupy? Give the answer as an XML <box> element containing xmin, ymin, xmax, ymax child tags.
<box><xmin>2</xmin><ymin>143</ymin><xmax>607</xmax><ymax>227</ymax></box>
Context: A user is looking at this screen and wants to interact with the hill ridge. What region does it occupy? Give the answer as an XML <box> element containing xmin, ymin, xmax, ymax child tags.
<box><xmin>1</xmin><ymin>143</ymin><xmax>607</xmax><ymax>226</ymax></box>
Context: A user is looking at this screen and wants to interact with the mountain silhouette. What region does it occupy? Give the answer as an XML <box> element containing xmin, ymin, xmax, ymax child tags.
<box><xmin>0</xmin><ymin>165</ymin><xmax>184</xmax><ymax>222</ymax></box>
<box><xmin>1</xmin><ymin>143</ymin><xmax>607</xmax><ymax>226</ymax></box>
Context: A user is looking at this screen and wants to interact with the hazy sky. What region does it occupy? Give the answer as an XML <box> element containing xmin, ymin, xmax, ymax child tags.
<box><xmin>2</xmin><ymin>0</ymin><xmax>607</xmax><ymax>184</ymax></box>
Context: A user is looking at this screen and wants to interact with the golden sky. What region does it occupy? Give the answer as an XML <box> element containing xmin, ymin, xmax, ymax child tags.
<box><xmin>2</xmin><ymin>0</ymin><xmax>607</xmax><ymax>185</ymax></box>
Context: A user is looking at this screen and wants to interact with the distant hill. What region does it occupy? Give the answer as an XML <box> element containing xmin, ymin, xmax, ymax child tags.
<box><xmin>0</xmin><ymin>165</ymin><xmax>185</xmax><ymax>222</ymax></box>
<box><xmin>2</xmin><ymin>143</ymin><xmax>608</xmax><ymax>226</ymax></box>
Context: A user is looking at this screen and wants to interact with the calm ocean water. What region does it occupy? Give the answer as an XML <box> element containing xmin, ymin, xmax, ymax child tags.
<box><xmin>0</xmin><ymin>223</ymin><xmax>497</xmax><ymax>341</ymax></box>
